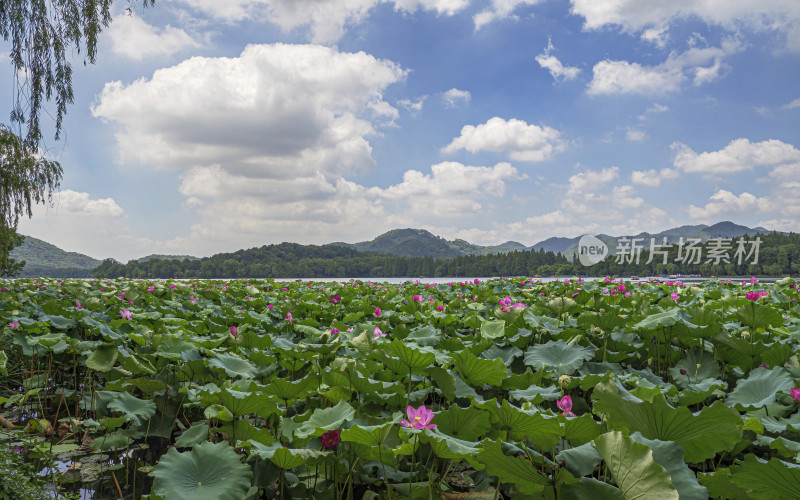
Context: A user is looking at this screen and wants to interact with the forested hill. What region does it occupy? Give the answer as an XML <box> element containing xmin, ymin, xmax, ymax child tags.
<box><xmin>92</xmin><ymin>231</ymin><xmax>800</xmax><ymax>278</ymax></box>
<box><xmin>11</xmin><ymin>235</ymin><xmax>101</xmax><ymax>278</ymax></box>
<box><xmin>330</xmin><ymin>228</ymin><xmax>528</xmax><ymax>258</ymax></box>
<box><xmin>92</xmin><ymin>242</ymin><xmax>570</xmax><ymax>279</ymax></box>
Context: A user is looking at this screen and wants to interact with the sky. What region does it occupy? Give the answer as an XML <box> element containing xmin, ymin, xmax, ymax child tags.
<box><xmin>3</xmin><ymin>0</ymin><xmax>800</xmax><ymax>262</ymax></box>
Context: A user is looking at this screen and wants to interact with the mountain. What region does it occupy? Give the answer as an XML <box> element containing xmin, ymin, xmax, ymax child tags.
<box><xmin>9</xmin><ymin>235</ymin><xmax>101</xmax><ymax>277</ymax></box>
<box><xmin>331</xmin><ymin>228</ymin><xmax>529</xmax><ymax>258</ymax></box>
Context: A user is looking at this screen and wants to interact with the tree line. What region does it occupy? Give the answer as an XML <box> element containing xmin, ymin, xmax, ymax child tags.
<box><xmin>92</xmin><ymin>232</ymin><xmax>799</xmax><ymax>279</ymax></box>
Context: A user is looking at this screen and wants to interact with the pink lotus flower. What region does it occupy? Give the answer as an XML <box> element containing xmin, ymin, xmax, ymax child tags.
<box><xmin>557</xmin><ymin>395</ymin><xmax>575</xmax><ymax>417</ymax></box>
<box><xmin>413</xmin><ymin>295</ymin><xmax>422</xmax><ymax>302</ymax></box>
<box><xmin>120</xmin><ymin>309</ymin><xmax>133</xmax><ymax>320</ymax></box>
<box><xmin>230</xmin><ymin>325</ymin><xmax>238</xmax><ymax>338</ymax></box>
<box><xmin>76</xmin><ymin>301</ymin><xmax>85</xmax><ymax>309</ymax></box>
<box><xmin>437</xmin><ymin>305</ymin><xmax>444</xmax><ymax>311</ymax></box>
<box><xmin>670</xmin><ymin>292</ymin><xmax>679</xmax><ymax>303</ymax></box>
<box><xmin>190</xmin><ymin>296</ymin><xmax>196</xmax><ymax>302</ymax></box>
<box><xmin>169</xmin><ymin>284</ymin><xmax>176</xmax><ymax>290</ymax></box>
<box><xmin>400</xmin><ymin>405</ymin><xmax>436</xmax><ymax>430</ymax></box>
<box><xmin>320</xmin><ymin>429</ymin><xmax>340</xmax><ymax>450</ymax></box>
<box><xmin>330</xmin><ymin>294</ymin><xmax>341</xmax><ymax>304</ymax></box>
<box><xmin>791</xmin><ymin>388</ymin><xmax>800</xmax><ymax>402</ymax></box>
<box><xmin>268</xmin><ymin>304</ymin><xmax>274</xmax><ymax>309</ymax></box>
<box><xmin>286</xmin><ymin>312</ymin><xmax>294</xmax><ymax>323</ymax></box>
<box><xmin>8</xmin><ymin>321</ymin><xmax>19</xmax><ymax>330</ymax></box>
<box><xmin>373</xmin><ymin>326</ymin><xmax>387</xmax><ymax>339</ymax></box>
<box><xmin>374</xmin><ymin>306</ymin><xmax>382</xmax><ymax>317</ymax></box>
<box><xmin>474</xmin><ymin>278</ymin><xmax>480</xmax><ymax>284</ymax></box>
<box><xmin>746</xmin><ymin>291</ymin><xmax>768</xmax><ymax>301</ymax></box>
<box><xmin>147</xmin><ymin>285</ymin><xmax>155</xmax><ymax>292</ymax></box>
<box><xmin>330</xmin><ymin>328</ymin><xmax>340</xmax><ymax>335</ymax></box>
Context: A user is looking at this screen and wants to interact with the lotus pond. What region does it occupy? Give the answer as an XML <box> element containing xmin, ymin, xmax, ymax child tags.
<box><xmin>2</xmin><ymin>276</ymin><xmax>800</xmax><ymax>499</ymax></box>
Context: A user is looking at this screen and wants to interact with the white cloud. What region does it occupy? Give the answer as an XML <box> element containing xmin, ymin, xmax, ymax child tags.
<box><xmin>587</xmin><ymin>38</ymin><xmax>741</xmax><ymax>95</ymax></box>
<box><xmin>373</xmin><ymin>161</ymin><xmax>524</xmax><ymax>217</ymax></box>
<box><xmin>570</xmin><ymin>0</ymin><xmax>800</xmax><ymax>53</ymax></box>
<box><xmin>535</xmin><ymin>38</ymin><xmax>581</xmax><ymax>82</ymax></box>
<box><xmin>108</xmin><ymin>12</ymin><xmax>200</xmax><ymax>60</ymax></box>
<box><xmin>630</xmin><ymin>168</ymin><xmax>679</xmax><ymax>187</ymax></box>
<box><xmin>442</xmin><ymin>88</ymin><xmax>471</xmax><ymax>107</ymax></box>
<box><xmin>442</xmin><ymin>117</ymin><xmax>566</xmax><ymax>162</ymax></box>
<box><xmin>782</xmin><ymin>98</ymin><xmax>800</xmax><ymax>109</ymax></box>
<box><xmin>673</xmin><ymin>138</ymin><xmax>800</xmax><ymax>174</ymax></box>
<box><xmin>625</xmin><ymin>128</ymin><xmax>646</xmax><ymax>141</ymax></box>
<box><xmin>473</xmin><ymin>0</ymin><xmax>545</xmax><ymax>31</ymax></box>
<box><xmin>753</xmin><ymin>106</ymin><xmax>772</xmax><ymax>117</ymax></box>
<box><xmin>687</xmin><ymin>189</ymin><xmax>769</xmax><ymax>220</ymax></box>
<box><xmin>641</xmin><ymin>27</ymin><xmax>669</xmax><ymax>48</ymax></box>
<box><xmin>398</xmin><ymin>96</ymin><xmax>427</xmax><ymax>114</ymax></box>
<box><xmin>17</xmin><ymin>190</ymin><xmax>130</xmax><ymax>259</ymax></box>
<box><xmin>565</xmin><ymin>166</ymin><xmax>619</xmax><ymax>198</ymax></box>
<box><xmin>172</xmin><ymin>0</ymin><xmax>468</xmax><ymax>43</ymax></box>
<box><xmin>92</xmin><ymin>43</ymin><xmax>406</xmax><ymax>179</ymax></box>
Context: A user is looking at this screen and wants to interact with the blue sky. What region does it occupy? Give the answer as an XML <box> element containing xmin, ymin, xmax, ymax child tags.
<box><xmin>3</xmin><ymin>0</ymin><xmax>800</xmax><ymax>261</ymax></box>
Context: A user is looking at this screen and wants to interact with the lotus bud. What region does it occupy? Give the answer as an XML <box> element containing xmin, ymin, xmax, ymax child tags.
<box><xmin>558</xmin><ymin>375</ymin><xmax>571</xmax><ymax>388</ymax></box>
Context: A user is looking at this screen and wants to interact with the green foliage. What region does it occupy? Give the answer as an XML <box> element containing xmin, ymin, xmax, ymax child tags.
<box><xmin>0</xmin><ymin>276</ymin><xmax>799</xmax><ymax>498</ymax></box>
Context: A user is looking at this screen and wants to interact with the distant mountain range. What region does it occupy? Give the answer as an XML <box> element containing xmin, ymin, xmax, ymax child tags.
<box><xmin>9</xmin><ymin>221</ymin><xmax>779</xmax><ymax>276</ymax></box>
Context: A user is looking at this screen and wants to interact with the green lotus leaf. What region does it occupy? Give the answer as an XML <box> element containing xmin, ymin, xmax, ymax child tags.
<box><xmin>40</xmin><ymin>314</ymin><xmax>77</xmax><ymax>330</ymax></box>
<box><xmin>480</xmin><ymin>320</ymin><xmax>506</xmax><ymax>340</ymax></box>
<box><xmin>669</xmin><ymin>349</ymin><xmax>720</xmax><ymax>389</ymax></box>
<box><xmin>406</xmin><ymin>324</ymin><xmax>442</xmax><ymax>346</ymax></box>
<box><xmin>426</xmin><ymin>366</ymin><xmax>456</xmax><ymax>401</ymax></box>
<box><xmin>563</xmin><ymin>414</ymin><xmax>604</xmax><ymax>447</ymax></box>
<box><xmin>730</xmin><ymin>455</ymin><xmax>800</xmax><ymax>500</ymax></box>
<box><xmin>482</xmin><ymin>344</ymin><xmax>522</xmax><ymax>365</ymax></box>
<box><xmin>452</xmin><ymin>349</ymin><xmax>507</xmax><ymax>387</ymax></box>
<box><xmin>215</xmin><ymin>387</ymin><xmax>278</xmax><ymax>418</ymax></box>
<box><xmin>555</xmin><ymin>442</ymin><xmax>603</xmax><ymax>477</ymax></box>
<box><xmin>341</xmin><ymin>417</ymin><xmax>401</xmax><ymax>446</ymax></box>
<box><xmin>633</xmin><ymin>309</ymin><xmax>694</xmax><ymax>331</ymax></box>
<box><xmin>85</xmin><ymin>343</ymin><xmax>118</xmax><ymax>372</ymax></box>
<box><xmin>697</xmin><ymin>467</ymin><xmax>750</xmax><ymax>500</ymax></box>
<box><xmin>475</xmin><ymin>399</ymin><xmax>563</xmax><ymax>449</ymax></box>
<box><xmin>0</xmin><ymin>350</ymin><xmax>6</xmax><ymax>376</ymax></box>
<box><xmin>736</xmin><ymin>303</ymin><xmax>785</xmax><ymax>330</ymax></box>
<box><xmin>508</xmin><ymin>384</ymin><xmax>560</xmax><ymax>404</ymax></box>
<box><xmin>593</xmin><ymin>431</ymin><xmax>678</xmax><ymax>500</ymax></box>
<box><xmin>725</xmin><ymin>367</ymin><xmax>794</xmax><ymax>410</ymax></box>
<box><xmin>476</xmin><ymin>439</ymin><xmax>549</xmax><ymax>495</ymax></box>
<box><xmin>262</xmin><ymin>374</ymin><xmax>315</xmax><ymax>401</ymax></box>
<box><xmin>769</xmin><ymin>436</ymin><xmax>800</xmax><ymax>459</ymax></box>
<box><xmin>294</xmin><ymin>401</ymin><xmax>355</xmax><ymax>439</ymax></box>
<box><xmin>629</xmin><ymin>433</ymin><xmax>708</xmax><ymax>500</ymax></box>
<box><xmin>524</xmin><ymin>340</ymin><xmax>595</xmax><ymax>376</ymax></box>
<box><xmin>592</xmin><ymin>378</ymin><xmax>742</xmax><ymax>463</ymax></box>
<box><xmin>175</xmin><ymin>420</ymin><xmax>209</xmax><ymax>448</ymax></box>
<box><xmin>108</xmin><ymin>391</ymin><xmax>156</xmax><ymax>423</ymax></box>
<box><xmin>152</xmin><ymin>441</ymin><xmax>252</xmax><ymax>500</ymax></box>
<box><xmin>208</xmin><ymin>353</ymin><xmax>257</xmax><ymax>379</ymax></box>
<box><xmin>559</xmin><ymin>477</ymin><xmax>625</xmax><ymax>500</ymax></box>
<box><xmin>423</xmin><ymin>429</ymin><xmax>481</xmax><ymax>461</ymax></box>
<box><xmin>379</xmin><ymin>339</ymin><xmax>436</xmax><ymax>372</ymax></box>
<box><xmin>434</xmin><ymin>405</ymin><xmax>491</xmax><ymax>441</ymax></box>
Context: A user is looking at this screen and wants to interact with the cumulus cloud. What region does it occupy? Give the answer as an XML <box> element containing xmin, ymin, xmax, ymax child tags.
<box><xmin>570</xmin><ymin>0</ymin><xmax>800</xmax><ymax>53</ymax></box>
<box><xmin>442</xmin><ymin>88</ymin><xmax>471</xmax><ymax>107</ymax></box>
<box><xmin>565</xmin><ymin>166</ymin><xmax>619</xmax><ymax>198</ymax></box>
<box><xmin>672</xmin><ymin>138</ymin><xmax>800</xmax><ymax>174</ymax></box>
<box><xmin>687</xmin><ymin>190</ymin><xmax>769</xmax><ymax>220</ymax></box>
<box><xmin>442</xmin><ymin>117</ymin><xmax>566</xmax><ymax>162</ymax></box>
<box><xmin>373</xmin><ymin>161</ymin><xmax>524</xmax><ymax>217</ymax></box>
<box><xmin>108</xmin><ymin>12</ymin><xmax>200</xmax><ymax>60</ymax></box>
<box><xmin>587</xmin><ymin>38</ymin><xmax>741</xmax><ymax>95</ymax></box>
<box><xmin>173</xmin><ymin>0</ymin><xmax>469</xmax><ymax>43</ymax></box>
<box><xmin>473</xmin><ymin>0</ymin><xmax>545</xmax><ymax>31</ymax></box>
<box><xmin>630</xmin><ymin>168</ymin><xmax>679</xmax><ymax>187</ymax></box>
<box><xmin>17</xmin><ymin>190</ymin><xmax>131</xmax><ymax>259</ymax></box>
<box><xmin>92</xmin><ymin>43</ymin><xmax>406</xmax><ymax>179</ymax></box>
<box><xmin>398</xmin><ymin>96</ymin><xmax>427</xmax><ymax>114</ymax></box>
<box><xmin>535</xmin><ymin>38</ymin><xmax>581</xmax><ymax>82</ymax></box>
